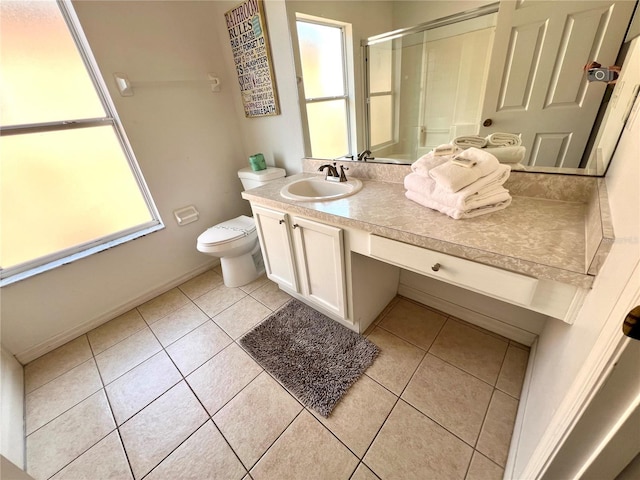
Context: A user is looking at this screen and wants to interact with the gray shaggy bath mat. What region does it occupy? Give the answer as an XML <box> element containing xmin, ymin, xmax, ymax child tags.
<box><xmin>239</xmin><ymin>299</ymin><xmax>379</xmax><ymax>417</ymax></box>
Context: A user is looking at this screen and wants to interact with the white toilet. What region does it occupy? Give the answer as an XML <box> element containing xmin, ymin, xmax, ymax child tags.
<box><xmin>196</xmin><ymin>166</ymin><xmax>286</xmax><ymax>287</ymax></box>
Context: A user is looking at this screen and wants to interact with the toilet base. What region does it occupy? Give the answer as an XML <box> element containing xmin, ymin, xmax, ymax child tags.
<box><xmin>220</xmin><ymin>242</ymin><xmax>265</xmax><ymax>287</ymax></box>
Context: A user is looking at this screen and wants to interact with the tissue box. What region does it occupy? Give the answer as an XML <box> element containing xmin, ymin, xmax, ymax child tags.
<box><xmin>249</xmin><ymin>153</ymin><xmax>266</xmax><ymax>171</ymax></box>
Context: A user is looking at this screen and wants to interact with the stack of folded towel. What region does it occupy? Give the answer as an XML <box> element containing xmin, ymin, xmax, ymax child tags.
<box><xmin>452</xmin><ymin>132</ymin><xmax>526</xmax><ymax>166</ymax></box>
<box><xmin>405</xmin><ymin>145</ymin><xmax>512</xmax><ymax>219</ymax></box>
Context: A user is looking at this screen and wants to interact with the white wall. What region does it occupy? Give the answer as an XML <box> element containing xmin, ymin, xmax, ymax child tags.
<box><xmin>1</xmin><ymin>347</ymin><xmax>24</xmax><ymax>468</ymax></box>
<box><xmin>211</xmin><ymin>0</ymin><xmax>306</xmax><ymax>174</ymax></box>
<box><xmin>512</xmin><ymin>38</ymin><xmax>640</xmax><ymax>476</ymax></box>
<box><xmin>0</xmin><ymin>1</ymin><xmax>252</xmax><ymax>362</ymax></box>
<box><xmin>391</xmin><ymin>0</ymin><xmax>494</xmax><ymax>30</ymax></box>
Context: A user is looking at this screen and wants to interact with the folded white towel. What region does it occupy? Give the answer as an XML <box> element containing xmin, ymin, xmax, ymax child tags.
<box><xmin>428</xmin><ymin>147</ymin><xmax>500</xmax><ymax>192</ymax></box>
<box><xmin>483</xmin><ymin>146</ymin><xmax>526</xmax><ymax>164</ymax></box>
<box><xmin>486</xmin><ymin>132</ymin><xmax>522</xmax><ymax>147</ymax></box>
<box><xmin>410</xmin><ymin>145</ymin><xmax>461</xmax><ymax>177</ymax></box>
<box><xmin>406</xmin><ymin>189</ymin><xmax>512</xmax><ymax>219</ymax></box>
<box><xmin>452</xmin><ymin>135</ymin><xmax>487</xmax><ymax>149</ymax></box>
<box><xmin>404</xmin><ymin>172</ymin><xmax>511</xmax><ymax>211</ymax></box>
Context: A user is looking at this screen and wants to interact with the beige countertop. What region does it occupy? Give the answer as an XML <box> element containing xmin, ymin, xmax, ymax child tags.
<box><xmin>242</xmin><ymin>172</ymin><xmax>600</xmax><ymax>289</ymax></box>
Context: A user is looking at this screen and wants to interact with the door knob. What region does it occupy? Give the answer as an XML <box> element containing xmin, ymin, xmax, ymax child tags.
<box><xmin>483</xmin><ymin>118</ymin><xmax>493</xmax><ymax>127</ymax></box>
<box><xmin>622</xmin><ymin>305</ymin><xmax>640</xmax><ymax>340</ymax></box>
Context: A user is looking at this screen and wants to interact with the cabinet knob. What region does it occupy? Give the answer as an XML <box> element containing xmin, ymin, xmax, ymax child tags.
<box><xmin>293</xmin><ymin>224</ymin><xmax>299</xmax><ymax>229</ymax></box>
<box><xmin>483</xmin><ymin>118</ymin><xmax>493</xmax><ymax>127</ymax></box>
<box><xmin>278</xmin><ymin>219</ymin><xmax>285</xmax><ymax>224</ymax></box>
<box><xmin>431</xmin><ymin>263</ymin><xmax>441</xmax><ymax>272</ymax></box>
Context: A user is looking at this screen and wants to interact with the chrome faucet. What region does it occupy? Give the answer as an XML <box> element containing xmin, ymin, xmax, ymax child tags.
<box><xmin>357</xmin><ymin>149</ymin><xmax>374</xmax><ymax>162</ymax></box>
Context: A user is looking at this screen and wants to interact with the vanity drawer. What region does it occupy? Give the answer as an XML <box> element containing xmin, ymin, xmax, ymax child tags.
<box><xmin>369</xmin><ymin>235</ymin><xmax>538</xmax><ymax>306</ymax></box>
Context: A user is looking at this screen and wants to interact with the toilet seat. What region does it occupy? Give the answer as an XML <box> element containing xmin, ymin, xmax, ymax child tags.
<box><xmin>197</xmin><ymin>215</ymin><xmax>256</xmax><ymax>247</ymax></box>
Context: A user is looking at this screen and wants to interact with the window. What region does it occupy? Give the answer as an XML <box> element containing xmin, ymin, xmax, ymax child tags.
<box><xmin>367</xmin><ymin>40</ymin><xmax>394</xmax><ymax>148</ymax></box>
<box><xmin>295</xmin><ymin>16</ymin><xmax>353</xmax><ymax>159</ymax></box>
<box><xmin>0</xmin><ymin>0</ymin><xmax>162</xmax><ymax>285</ymax></box>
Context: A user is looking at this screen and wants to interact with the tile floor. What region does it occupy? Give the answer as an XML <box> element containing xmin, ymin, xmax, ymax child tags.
<box><xmin>24</xmin><ymin>267</ymin><xmax>529</xmax><ymax>480</ymax></box>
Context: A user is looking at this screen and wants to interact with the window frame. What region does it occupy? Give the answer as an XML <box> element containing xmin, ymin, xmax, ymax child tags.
<box><xmin>0</xmin><ymin>0</ymin><xmax>163</xmax><ymax>286</ymax></box>
<box><xmin>293</xmin><ymin>13</ymin><xmax>355</xmax><ymax>159</ymax></box>
<box><xmin>364</xmin><ymin>40</ymin><xmax>399</xmax><ymax>151</ymax></box>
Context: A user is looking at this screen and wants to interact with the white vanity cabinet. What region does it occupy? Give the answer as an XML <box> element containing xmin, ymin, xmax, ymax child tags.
<box><xmin>252</xmin><ymin>205</ymin><xmax>348</xmax><ymax>321</ymax></box>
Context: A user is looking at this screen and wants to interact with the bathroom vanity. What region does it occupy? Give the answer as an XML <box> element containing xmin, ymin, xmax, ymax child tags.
<box><xmin>242</xmin><ymin>162</ymin><xmax>613</xmax><ymax>341</ymax></box>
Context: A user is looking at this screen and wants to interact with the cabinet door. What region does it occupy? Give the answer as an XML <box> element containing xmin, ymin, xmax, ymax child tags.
<box><xmin>290</xmin><ymin>216</ymin><xmax>347</xmax><ymax>319</ymax></box>
<box><xmin>252</xmin><ymin>206</ymin><xmax>298</xmax><ymax>292</ymax></box>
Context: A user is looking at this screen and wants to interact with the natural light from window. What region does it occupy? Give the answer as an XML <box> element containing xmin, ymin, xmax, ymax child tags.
<box><xmin>0</xmin><ymin>0</ymin><xmax>160</xmax><ymax>280</ymax></box>
<box><xmin>296</xmin><ymin>19</ymin><xmax>350</xmax><ymax>159</ymax></box>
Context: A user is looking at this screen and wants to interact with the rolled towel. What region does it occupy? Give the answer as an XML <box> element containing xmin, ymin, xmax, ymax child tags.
<box><xmin>410</xmin><ymin>145</ymin><xmax>461</xmax><ymax>177</ymax></box>
<box><xmin>486</xmin><ymin>132</ymin><xmax>522</xmax><ymax>147</ymax></box>
<box><xmin>483</xmin><ymin>146</ymin><xmax>526</xmax><ymax>164</ymax></box>
<box><xmin>404</xmin><ymin>164</ymin><xmax>511</xmax><ymax>210</ymax></box>
<box><xmin>428</xmin><ymin>147</ymin><xmax>500</xmax><ymax>192</ymax></box>
<box><xmin>453</xmin><ymin>135</ymin><xmax>487</xmax><ymax>149</ymax></box>
<box><xmin>406</xmin><ymin>189</ymin><xmax>512</xmax><ymax>219</ymax></box>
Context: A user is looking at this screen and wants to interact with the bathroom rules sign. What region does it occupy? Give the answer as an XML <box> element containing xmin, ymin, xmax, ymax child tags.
<box><xmin>225</xmin><ymin>0</ymin><xmax>280</xmax><ymax>117</ymax></box>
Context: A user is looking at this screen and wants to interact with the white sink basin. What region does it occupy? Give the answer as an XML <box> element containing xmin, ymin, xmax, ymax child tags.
<box><xmin>280</xmin><ymin>177</ymin><xmax>363</xmax><ymax>201</ymax></box>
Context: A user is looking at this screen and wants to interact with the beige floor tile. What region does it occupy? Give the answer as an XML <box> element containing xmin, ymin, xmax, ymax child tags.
<box><xmin>95</xmin><ymin>327</ymin><xmax>162</xmax><ymax>385</ymax></box>
<box><xmin>239</xmin><ymin>273</ymin><xmax>269</xmax><ymax>294</ymax></box>
<box><xmin>476</xmin><ymin>390</ymin><xmax>518</xmax><ymax>467</ymax></box>
<box><xmin>193</xmin><ymin>283</ymin><xmax>247</xmax><ymax>317</ymax></box>
<box><xmin>166</xmin><ymin>320</ymin><xmax>232</xmax><ymax>375</ymax></box>
<box><xmin>119</xmin><ymin>381</ymin><xmax>208</xmax><ymax>479</ymax></box>
<box><xmin>351</xmin><ymin>463</ymin><xmax>379</xmax><ymax>480</ymax></box>
<box><xmin>137</xmin><ymin>288</ymin><xmax>191</xmax><ymax>324</ymax></box>
<box><xmin>429</xmin><ymin>319</ymin><xmax>508</xmax><ymax>385</ymax></box>
<box><xmin>88</xmin><ymin>310</ymin><xmax>147</xmax><ymax>355</ymax></box>
<box><xmin>24</xmin><ymin>335</ymin><xmax>93</xmax><ymax>394</ymax></box>
<box><xmin>50</xmin><ymin>431</ymin><xmax>132</xmax><ymax>480</ymax></box>
<box><xmin>26</xmin><ymin>359</ymin><xmax>102</xmax><ymax>435</ymax></box>
<box><xmin>251</xmin><ymin>411</ymin><xmax>358</xmax><ymax>480</ymax></box>
<box><xmin>26</xmin><ymin>390</ymin><xmax>115</xmax><ymax>480</ymax></box>
<box><xmin>402</xmin><ymin>354</ymin><xmax>493</xmax><ymax>445</ymax></box>
<box><xmin>378</xmin><ymin>298</ymin><xmax>447</xmax><ymax>350</ymax></box>
<box><xmin>146</xmin><ymin>421</ymin><xmax>246</xmax><ymax>480</ymax></box>
<box><xmin>178</xmin><ymin>269</ymin><xmax>224</xmax><ymax>300</ymax></box>
<box><xmin>187</xmin><ymin>343</ymin><xmax>263</xmax><ymax>415</ymax></box>
<box><xmin>105</xmin><ymin>351</ymin><xmax>182</xmax><ymax>425</ymax></box>
<box><xmin>213</xmin><ymin>372</ymin><xmax>302</xmax><ymax>469</ymax></box>
<box><xmin>364</xmin><ymin>400</ymin><xmax>473</xmax><ymax>480</ymax></box>
<box><xmin>313</xmin><ymin>375</ymin><xmax>397</xmax><ymax>457</ymax></box>
<box><xmin>213</xmin><ymin>296</ymin><xmax>271</xmax><ymax>339</ymax></box>
<box><xmin>496</xmin><ymin>344</ymin><xmax>529</xmax><ymax>399</ymax></box>
<box><xmin>250</xmin><ymin>281</ymin><xmax>291</xmax><ymax>310</ymax></box>
<box><xmin>465</xmin><ymin>451</ymin><xmax>504</xmax><ymax>480</ymax></box>
<box><xmin>149</xmin><ymin>302</ymin><xmax>209</xmax><ymax>347</ymax></box>
<box><xmin>365</xmin><ymin>327</ymin><xmax>425</xmax><ymax>395</ymax></box>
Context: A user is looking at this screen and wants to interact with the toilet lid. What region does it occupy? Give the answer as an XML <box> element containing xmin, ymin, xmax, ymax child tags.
<box><xmin>197</xmin><ymin>215</ymin><xmax>256</xmax><ymax>246</ymax></box>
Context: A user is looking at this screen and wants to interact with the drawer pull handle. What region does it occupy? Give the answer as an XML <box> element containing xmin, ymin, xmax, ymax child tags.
<box><xmin>279</xmin><ymin>219</ymin><xmax>285</xmax><ymax>224</ymax></box>
<box><xmin>431</xmin><ymin>263</ymin><xmax>441</xmax><ymax>272</ymax></box>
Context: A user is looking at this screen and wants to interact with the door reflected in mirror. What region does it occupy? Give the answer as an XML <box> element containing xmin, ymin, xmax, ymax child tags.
<box><xmin>287</xmin><ymin>1</ymin><xmax>637</xmax><ymax>177</ymax></box>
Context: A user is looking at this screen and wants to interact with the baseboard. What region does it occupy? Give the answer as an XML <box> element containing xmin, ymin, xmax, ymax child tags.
<box><xmin>15</xmin><ymin>260</ymin><xmax>218</xmax><ymax>364</ymax></box>
<box><xmin>398</xmin><ymin>284</ymin><xmax>537</xmax><ymax>346</ymax></box>
<box><xmin>504</xmin><ymin>337</ymin><xmax>538</xmax><ymax>479</ymax></box>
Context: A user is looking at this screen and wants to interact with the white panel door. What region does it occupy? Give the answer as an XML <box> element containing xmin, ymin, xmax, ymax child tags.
<box><xmin>481</xmin><ymin>1</ymin><xmax>635</xmax><ymax>167</ymax></box>
<box><xmin>252</xmin><ymin>206</ymin><xmax>298</xmax><ymax>292</ymax></box>
<box><xmin>290</xmin><ymin>216</ymin><xmax>347</xmax><ymax>319</ymax></box>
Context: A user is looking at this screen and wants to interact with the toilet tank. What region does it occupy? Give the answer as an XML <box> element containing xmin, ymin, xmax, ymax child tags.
<box><xmin>237</xmin><ymin>166</ymin><xmax>286</xmax><ymax>190</ymax></box>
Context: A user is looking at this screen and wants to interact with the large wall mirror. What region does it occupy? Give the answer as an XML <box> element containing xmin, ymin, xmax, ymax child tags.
<box><xmin>286</xmin><ymin>1</ymin><xmax>638</xmax><ymax>176</ymax></box>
